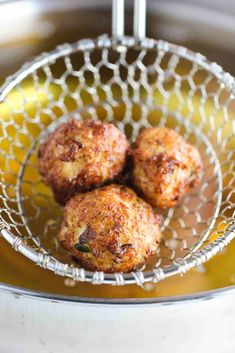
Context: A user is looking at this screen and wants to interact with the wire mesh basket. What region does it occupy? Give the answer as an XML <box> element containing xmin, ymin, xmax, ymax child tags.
<box><xmin>0</xmin><ymin>1</ymin><xmax>235</xmax><ymax>286</ymax></box>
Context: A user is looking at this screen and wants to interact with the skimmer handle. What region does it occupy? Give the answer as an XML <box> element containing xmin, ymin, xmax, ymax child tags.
<box><xmin>112</xmin><ymin>0</ymin><xmax>146</xmax><ymax>39</ymax></box>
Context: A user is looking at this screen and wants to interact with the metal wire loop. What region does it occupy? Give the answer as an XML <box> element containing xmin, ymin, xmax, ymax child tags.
<box><xmin>0</xmin><ymin>35</ymin><xmax>235</xmax><ymax>285</ymax></box>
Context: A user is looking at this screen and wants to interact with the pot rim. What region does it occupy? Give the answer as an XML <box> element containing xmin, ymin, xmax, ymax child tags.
<box><xmin>0</xmin><ymin>281</ymin><xmax>235</xmax><ymax>305</ymax></box>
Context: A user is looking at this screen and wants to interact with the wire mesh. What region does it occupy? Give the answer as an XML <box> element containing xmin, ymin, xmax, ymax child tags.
<box><xmin>0</xmin><ymin>36</ymin><xmax>235</xmax><ymax>285</ymax></box>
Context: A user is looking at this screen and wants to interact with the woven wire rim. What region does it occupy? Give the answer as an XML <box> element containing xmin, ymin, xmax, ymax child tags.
<box><xmin>0</xmin><ymin>36</ymin><xmax>235</xmax><ymax>286</ymax></box>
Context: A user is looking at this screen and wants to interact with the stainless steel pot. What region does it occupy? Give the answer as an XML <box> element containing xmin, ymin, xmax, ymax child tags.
<box><xmin>1</xmin><ymin>284</ymin><xmax>235</xmax><ymax>353</ymax></box>
<box><xmin>0</xmin><ymin>1</ymin><xmax>235</xmax><ymax>352</ymax></box>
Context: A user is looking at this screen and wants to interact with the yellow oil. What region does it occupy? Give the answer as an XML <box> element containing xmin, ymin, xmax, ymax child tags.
<box><xmin>0</xmin><ymin>74</ymin><xmax>235</xmax><ymax>299</ymax></box>
<box><xmin>0</xmin><ymin>236</ymin><xmax>235</xmax><ymax>298</ymax></box>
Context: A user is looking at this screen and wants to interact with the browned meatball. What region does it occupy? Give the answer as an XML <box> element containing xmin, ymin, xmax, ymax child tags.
<box><xmin>58</xmin><ymin>184</ymin><xmax>161</xmax><ymax>273</ymax></box>
<box><xmin>132</xmin><ymin>127</ymin><xmax>202</xmax><ymax>209</ymax></box>
<box><xmin>38</xmin><ymin>119</ymin><xmax>130</xmax><ymax>204</ymax></box>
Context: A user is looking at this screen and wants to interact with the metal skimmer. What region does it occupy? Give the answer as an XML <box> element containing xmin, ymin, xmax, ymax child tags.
<box><xmin>0</xmin><ymin>0</ymin><xmax>235</xmax><ymax>286</ymax></box>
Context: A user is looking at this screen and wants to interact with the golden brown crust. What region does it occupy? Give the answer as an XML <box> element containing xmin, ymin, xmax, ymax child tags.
<box><xmin>132</xmin><ymin>127</ymin><xmax>202</xmax><ymax>208</ymax></box>
<box><xmin>58</xmin><ymin>184</ymin><xmax>162</xmax><ymax>273</ymax></box>
<box><xmin>38</xmin><ymin>119</ymin><xmax>130</xmax><ymax>204</ymax></box>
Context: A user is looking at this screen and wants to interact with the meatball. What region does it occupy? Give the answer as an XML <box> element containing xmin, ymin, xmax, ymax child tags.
<box><xmin>132</xmin><ymin>127</ymin><xmax>202</xmax><ymax>208</ymax></box>
<box><xmin>38</xmin><ymin>119</ymin><xmax>130</xmax><ymax>204</ymax></box>
<box><xmin>58</xmin><ymin>184</ymin><xmax>161</xmax><ymax>273</ymax></box>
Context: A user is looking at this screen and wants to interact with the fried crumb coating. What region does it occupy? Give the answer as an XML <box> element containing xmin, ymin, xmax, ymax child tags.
<box><xmin>132</xmin><ymin>127</ymin><xmax>202</xmax><ymax>208</ymax></box>
<box><xmin>38</xmin><ymin>119</ymin><xmax>130</xmax><ymax>204</ymax></box>
<box><xmin>58</xmin><ymin>184</ymin><xmax>162</xmax><ymax>273</ymax></box>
